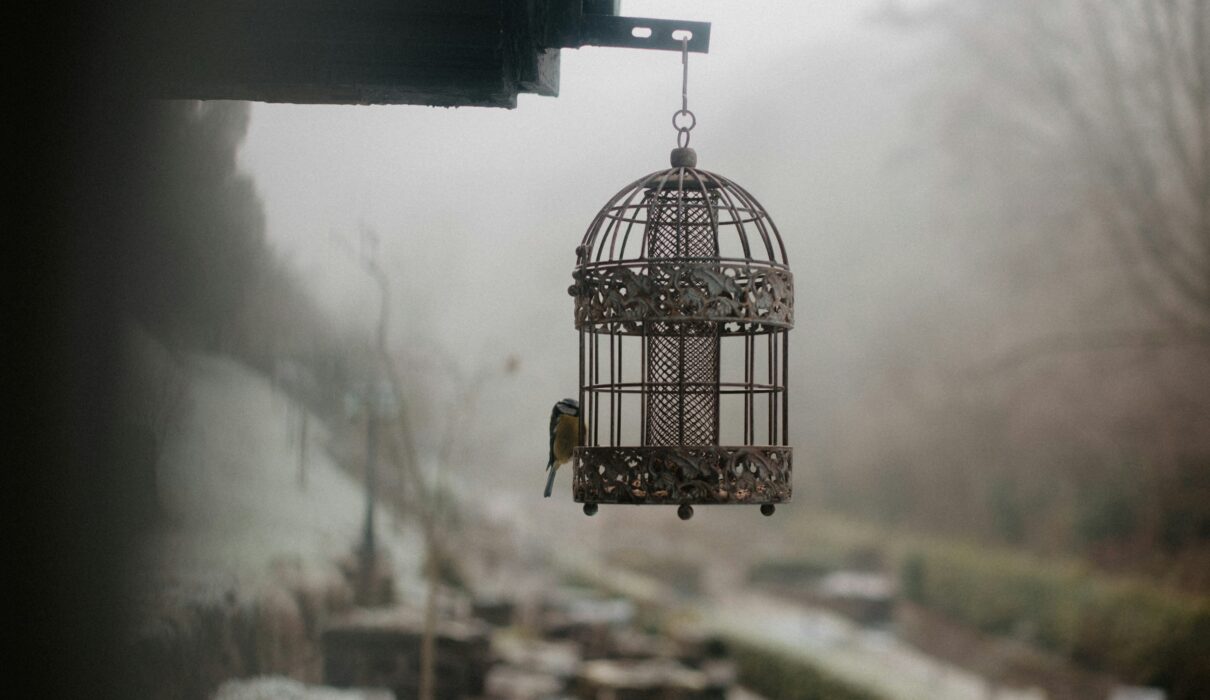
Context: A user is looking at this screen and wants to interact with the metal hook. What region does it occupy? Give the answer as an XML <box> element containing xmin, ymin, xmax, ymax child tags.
<box><xmin>681</xmin><ymin>35</ymin><xmax>689</xmax><ymax>113</ymax></box>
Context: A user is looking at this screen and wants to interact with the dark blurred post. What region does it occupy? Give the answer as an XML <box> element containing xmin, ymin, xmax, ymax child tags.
<box><xmin>418</xmin><ymin>354</ymin><xmax>519</xmax><ymax>700</ymax></box>
<box><xmin>361</xmin><ymin>385</ymin><xmax>378</xmax><ymax>566</ymax></box>
<box><xmin>298</xmin><ymin>409</ymin><xmax>309</xmax><ymax>488</ymax></box>
<box><xmin>358</xmin><ymin>226</ymin><xmax>389</xmax><ymax>604</ymax></box>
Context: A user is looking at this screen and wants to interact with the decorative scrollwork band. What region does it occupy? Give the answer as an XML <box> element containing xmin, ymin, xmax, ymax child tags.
<box><xmin>570</xmin><ymin>261</ymin><xmax>794</xmax><ymax>333</ymax></box>
<box><xmin>572</xmin><ymin>445</ymin><xmax>792</xmax><ymax>505</ymax></box>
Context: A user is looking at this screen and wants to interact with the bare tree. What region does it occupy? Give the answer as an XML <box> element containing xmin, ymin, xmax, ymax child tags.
<box><xmin>403</xmin><ymin>351</ymin><xmax>517</xmax><ymax>700</ymax></box>
<box><xmin>895</xmin><ymin>0</ymin><xmax>1210</xmax><ymax>338</ymax></box>
<box><xmin>336</xmin><ymin>223</ymin><xmax>520</xmax><ymax>699</ymax></box>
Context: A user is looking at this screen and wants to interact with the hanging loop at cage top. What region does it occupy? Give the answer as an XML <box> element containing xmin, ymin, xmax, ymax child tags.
<box><xmin>672</xmin><ymin>110</ymin><xmax>695</xmax><ymax>131</ymax></box>
<box><xmin>673</xmin><ymin>110</ymin><xmax>695</xmax><ymax>148</ymax></box>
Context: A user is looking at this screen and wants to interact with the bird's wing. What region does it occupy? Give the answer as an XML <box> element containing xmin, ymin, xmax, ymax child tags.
<box><xmin>553</xmin><ymin>414</ymin><xmax>578</xmax><ymax>465</ymax></box>
<box><xmin>547</xmin><ymin>407</ymin><xmax>558</xmax><ymax>470</ymax></box>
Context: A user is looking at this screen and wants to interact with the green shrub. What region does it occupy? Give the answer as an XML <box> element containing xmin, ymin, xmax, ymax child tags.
<box><xmin>725</xmin><ymin>637</ymin><xmax>883</xmax><ymax>700</ymax></box>
<box><xmin>901</xmin><ymin>544</ymin><xmax>1210</xmax><ymax>697</ymax></box>
<box><xmin>747</xmin><ymin>558</ymin><xmax>833</xmax><ymax>586</ymax></box>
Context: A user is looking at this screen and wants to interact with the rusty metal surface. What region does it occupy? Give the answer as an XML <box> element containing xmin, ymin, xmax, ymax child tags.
<box><xmin>572</xmin><ymin>446</ymin><xmax>792</xmax><ymax>505</ymax></box>
<box><xmin>571</xmin><ymin>261</ymin><xmax>794</xmax><ymax>332</ymax></box>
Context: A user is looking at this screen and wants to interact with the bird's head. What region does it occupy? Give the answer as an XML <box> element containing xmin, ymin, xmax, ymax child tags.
<box><xmin>552</xmin><ymin>397</ymin><xmax>580</xmax><ymax>419</ymax></box>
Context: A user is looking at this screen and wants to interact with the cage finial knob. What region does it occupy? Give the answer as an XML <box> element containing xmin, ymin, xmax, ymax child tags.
<box><xmin>670</xmin><ymin>147</ymin><xmax>697</xmax><ymax>168</ymax></box>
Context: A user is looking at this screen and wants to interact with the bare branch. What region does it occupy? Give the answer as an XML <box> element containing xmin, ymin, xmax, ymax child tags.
<box><xmin>1080</xmin><ymin>1</ymin><xmax>1209</xmax><ymax>310</ymax></box>
<box><xmin>914</xmin><ymin>0</ymin><xmax>1210</xmax><ymax>333</ymax></box>
<box><xmin>1092</xmin><ymin>191</ymin><xmax>1210</xmax><ymax>331</ymax></box>
<box><xmin>1142</xmin><ymin>1</ymin><xmax>1202</xmax><ymax>202</ymax></box>
<box><xmin>1192</xmin><ymin>0</ymin><xmax>1210</xmax><ymax>276</ymax></box>
<box><xmin>970</xmin><ymin>327</ymin><xmax>1210</xmax><ymax>377</ymax></box>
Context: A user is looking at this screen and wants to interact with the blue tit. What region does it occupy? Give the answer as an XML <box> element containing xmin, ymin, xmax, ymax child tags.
<box><xmin>544</xmin><ymin>398</ymin><xmax>580</xmax><ymax>497</ymax></box>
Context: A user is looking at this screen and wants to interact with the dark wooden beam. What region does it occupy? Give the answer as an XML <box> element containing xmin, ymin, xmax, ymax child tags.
<box><xmin>144</xmin><ymin>0</ymin><xmax>543</xmax><ymax>107</ymax></box>
<box><xmin>137</xmin><ymin>1</ymin><xmax>708</xmax><ymax>107</ymax></box>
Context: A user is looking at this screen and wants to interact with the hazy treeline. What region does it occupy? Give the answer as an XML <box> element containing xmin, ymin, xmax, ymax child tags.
<box><xmin>114</xmin><ymin>101</ymin><xmax>368</xmax><ymax>528</ymax></box>
<box><xmin>810</xmin><ymin>0</ymin><xmax>1210</xmax><ymax>588</ymax></box>
<box><xmin>119</xmin><ymin>101</ymin><xmax>359</xmax><ymax>406</ymax></box>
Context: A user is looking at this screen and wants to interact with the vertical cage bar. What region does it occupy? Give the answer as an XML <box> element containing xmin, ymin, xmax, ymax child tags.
<box><xmin>616</xmin><ymin>325</ymin><xmax>623</xmax><ymax>446</ymax></box>
<box><xmin>640</xmin><ymin>325</ymin><xmax>648</xmax><ymax>445</ymax></box>
<box><xmin>592</xmin><ymin>330</ymin><xmax>600</xmax><ymax>447</ymax></box>
<box><xmin>751</xmin><ymin>333</ymin><xmax>757</xmax><ymax>442</ymax></box>
<box><xmin>751</xmin><ymin>332</ymin><xmax>758</xmax><ymax>444</ymax></box>
<box><xmin>742</xmin><ymin>331</ymin><xmax>748</xmax><ymax>445</ymax></box>
<box><xmin>775</xmin><ymin>330</ymin><xmax>782</xmax><ymax>445</ymax></box>
<box><xmin>767</xmin><ymin>332</ymin><xmax>774</xmax><ymax>445</ymax></box>
<box><xmin>781</xmin><ymin>330</ymin><xmax>789</xmax><ymax>446</ymax></box>
<box><xmin>609</xmin><ymin>327</ymin><xmax>615</xmax><ymax>447</ymax></box>
<box><xmin>712</xmin><ymin>323</ymin><xmax>721</xmax><ymax>444</ymax></box>
<box><xmin>677</xmin><ymin>330</ymin><xmax>686</xmax><ymax>445</ymax></box>
<box><xmin>743</xmin><ymin>331</ymin><xmax>751</xmax><ymax>445</ymax></box>
<box><xmin>584</xmin><ymin>328</ymin><xmax>589</xmax><ymax>447</ymax></box>
<box><xmin>578</xmin><ymin>329</ymin><xmax>586</xmax><ymax>448</ymax></box>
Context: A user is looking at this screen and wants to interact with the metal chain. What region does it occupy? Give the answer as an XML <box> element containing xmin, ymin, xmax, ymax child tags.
<box><xmin>672</xmin><ymin>35</ymin><xmax>696</xmax><ymax>148</ymax></box>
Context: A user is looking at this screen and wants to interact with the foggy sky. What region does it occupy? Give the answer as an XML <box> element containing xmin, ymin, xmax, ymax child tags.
<box><xmin>237</xmin><ymin>1</ymin><xmax>959</xmax><ymax>499</ymax></box>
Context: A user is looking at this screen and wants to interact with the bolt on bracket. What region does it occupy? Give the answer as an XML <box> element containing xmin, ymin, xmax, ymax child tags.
<box><xmin>578</xmin><ymin>15</ymin><xmax>711</xmax><ymax>53</ymax></box>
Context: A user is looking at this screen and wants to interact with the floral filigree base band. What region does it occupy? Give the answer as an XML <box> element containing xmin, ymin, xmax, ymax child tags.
<box><xmin>572</xmin><ymin>445</ymin><xmax>792</xmax><ymax>505</ymax></box>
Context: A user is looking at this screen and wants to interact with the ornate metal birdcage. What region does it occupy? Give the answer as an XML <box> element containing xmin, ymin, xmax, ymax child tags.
<box><xmin>568</xmin><ymin>143</ymin><xmax>794</xmax><ymax>520</ymax></box>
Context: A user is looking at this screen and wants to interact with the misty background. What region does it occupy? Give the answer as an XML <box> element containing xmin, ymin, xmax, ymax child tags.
<box><xmin>237</xmin><ymin>0</ymin><xmax>940</xmax><ymax>505</ymax></box>
<box><xmin>229</xmin><ymin>0</ymin><xmax>1209</xmax><ymax>577</ymax></box>
<box><xmin>94</xmin><ymin>0</ymin><xmax>1210</xmax><ymax>697</ymax></box>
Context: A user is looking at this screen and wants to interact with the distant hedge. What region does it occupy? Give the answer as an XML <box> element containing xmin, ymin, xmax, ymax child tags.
<box><xmin>901</xmin><ymin>544</ymin><xmax>1210</xmax><ymax>698</ymax></box>
<box><xmin>724</xmin><ymin>637</ymin><xmax>882</xmax><ymax>700</ymax></box>
<box><xmin>747</xmin><ymin>558</ymin><xmax>833</xmax><ymax>586</ymax></box>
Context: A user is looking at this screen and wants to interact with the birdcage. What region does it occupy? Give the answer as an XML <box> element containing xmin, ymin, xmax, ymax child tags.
<box><xmin>568</xmin><ymin>145</ymin><xmax>793</xmax><ymax>520</ymax></box>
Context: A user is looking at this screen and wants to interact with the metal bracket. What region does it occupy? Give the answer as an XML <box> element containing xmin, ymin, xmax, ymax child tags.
<box><xmin>579</xmin><ymin>15</ymin><xmax>711</xmax><ymax>53</ymax></box>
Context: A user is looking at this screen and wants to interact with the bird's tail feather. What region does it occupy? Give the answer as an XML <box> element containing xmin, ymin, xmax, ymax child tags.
<box><xmin>543</xmin><ymin>465</ymin><xmax>558</xmax><ymax>498</ymax></box>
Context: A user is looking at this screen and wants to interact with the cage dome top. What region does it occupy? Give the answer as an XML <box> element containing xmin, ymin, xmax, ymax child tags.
<box><xmin>570</xmin><ymin>149</ymin><xmax>794</xmax><ymax>336</ymax></box>
<box><xmin>577</xmin><ymin>148</ymin><xmax>789</xmax><ymax>267</ymax></box>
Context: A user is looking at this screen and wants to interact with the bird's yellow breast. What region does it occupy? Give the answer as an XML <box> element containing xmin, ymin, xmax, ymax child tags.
<box><xmin>552</xmin><ymin>413</ymin><xmax>579</xmax><ymax>464</ymax></box>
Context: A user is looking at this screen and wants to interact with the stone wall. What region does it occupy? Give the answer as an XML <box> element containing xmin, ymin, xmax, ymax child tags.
<box><xmin>129</xmin><ymin>561</ymin><xmax>356</xmax><ymax>700</ymax></box>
